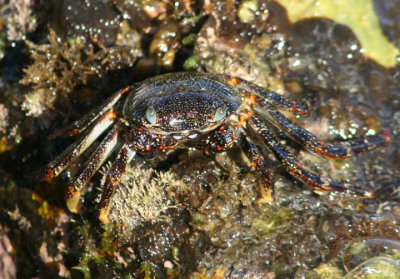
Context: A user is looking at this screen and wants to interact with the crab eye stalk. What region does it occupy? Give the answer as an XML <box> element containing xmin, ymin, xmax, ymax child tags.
<box><xmin>214</xmin><ymin>107</ymin><xmax>227</xmax><ymax>122</ymax></box>
<box><xmin>146</xmin><ymin>107</ymin><xmax>157</xmax><ymax>124</ymax></box>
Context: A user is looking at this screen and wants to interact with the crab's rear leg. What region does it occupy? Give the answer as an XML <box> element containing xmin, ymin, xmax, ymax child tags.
<box><xmin>43</xmin><ymin>109</ymin><xmax>117</xmax><ymax>180</ymax></box>
<box><xmin>66</xmin><ymin>125</ymin><xmax>120</xmax><ymax>213</ymax></box>
<box><xmin>97</xmin><ymin>141</ymin><xmax>136</xmax><ymax>223</ymax></box>
<box><xmin>238</xmin><ymin>129</ymin><xmax>274</xmax><ymax>203</ymax></box>
<box><xmin>255</xmin><ymin>101</ymin><xmax>390</xmax><ymax>159</ymax></box>
<box><xmin>223</xmin><ymin>75</ymin><xmax>316</xmax><ymax>114</ymax></box>
<box><xmin>248</xmin><ymin>115</ymin><xmax>374</xmax><ymax>198</ymax></box>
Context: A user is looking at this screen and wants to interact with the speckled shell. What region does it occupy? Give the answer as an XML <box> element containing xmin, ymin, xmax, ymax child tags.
<box><xmin>123</xmin><ymin>72</ymin><xmax>242</xmax><ymax>133</ymax></box>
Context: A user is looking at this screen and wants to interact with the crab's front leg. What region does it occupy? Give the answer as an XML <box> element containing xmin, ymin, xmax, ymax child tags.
<box><xmin>196</xmin><ymin>124</ymin><xmax>274</xmax><ymax>202</ymax></box>
<box><xmin>97</xmin><ymin>141</ymin><xmax>136</xmax><ymax>223</ymax></box>
<box><xmin>66</xmin><ymin>124</ymin><xmax>120</xmax><ymax>212</ymax></box>
<box><xmin>238</xmin><ymin>129</ymin><xmax>274</xmax><ymax>203</ymax></box>
<box><xmin>97</xmin><ymin>129</ymin><xmax>178</xmax><ymax>223</ymax></box>
<box><xmin>248</xmin><ymin>115</ymin><xmax>375</xmax><ymax>198</ymax></box>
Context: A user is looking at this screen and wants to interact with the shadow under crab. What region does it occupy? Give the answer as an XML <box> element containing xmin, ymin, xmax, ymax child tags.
<box><xmin>43</xmin><ymin>72</ymin><xmax>390</xmax><ymax>222</ymax></box>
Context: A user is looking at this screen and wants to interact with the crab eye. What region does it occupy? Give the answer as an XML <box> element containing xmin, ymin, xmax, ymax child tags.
<box><xmin>214</xmin><ymin>107</ymin><xmax>227</xmax><ymax>122</ymax></box>
<box><xmin>145</xmin><ymin>107</ymin><xmax>157</xmax><ymax>124</ymax></box>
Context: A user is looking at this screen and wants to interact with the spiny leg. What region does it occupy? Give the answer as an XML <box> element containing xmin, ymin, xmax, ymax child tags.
<box><xmin>238</xmin><ymin>128</ymin><xmax>274</xmax><ymax>203</ymax></box>
<box><xmin>97</xmin><ymin>141</ymin><xmax>136</xmax><ymax>223</ymax></box>
<box><xmin>223</xmin><ymin>75</ymin><xmax>316</xmax><ymax>114</ymax></box>
<box><xmin>70</xmin><ymin>86</ymin><xmax>132</xmax><ymax>136</ymax></box>
<box><xmin>66</xmin><ymin>125</ymin><xmax>120</xmax><ymax>213</ymax></box>
<box><xmin>248</xmin><ymin>115</ymin><xmax>375</xmax><ymax>198</ymax></box>
<box><xmin>43</xmin><ymin>109</ymin><xmax>117</xmax><ymax>179</ymax></box>
<box><xmin>254</xmin><ymin>100</ymin><xmax>391</xmax><ymax>159</ymax></box>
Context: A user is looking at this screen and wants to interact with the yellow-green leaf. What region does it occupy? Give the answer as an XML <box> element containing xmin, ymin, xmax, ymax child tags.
<box><xmin>275</xmin><ymin>0</ymin><xmax>400</xmax><ymax>67</ymax></box>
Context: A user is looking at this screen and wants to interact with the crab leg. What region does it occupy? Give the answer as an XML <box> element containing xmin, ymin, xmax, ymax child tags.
<box><xmin>70</xmin><ymin>86</ymin><xmax>132</xmax><ymax>136</ymax></box>
<box><xmin>66</xmin><ymin>125</ymin><xmax>120</xmax><ymax>213</ymax></box>
<box><xmin>224</xmin><ymin>75</ymin><xmax>315</xmax><ymax>114</ymax></box>
<box><xmin>97</xmin><ymin>141</ymin><xmax>136</xmax><ymax>223</ymax></box>
<box><xmin>43</xmin><ymin>109</ymin><xmax>117</xmax><ymax>179</ymax></box>
<box><xmin>238</xmin><ymin>129</ymin><xmax>274</xmax><ymax>202</ymax></box>
<box><xmin>248</xmin><ymin>115</ymin><xmax>374</xmax><ymax>198</ymax></box>
<box><xmin>255</xmin><ymin>101</ymin><xmax>391</xmax><ymax>159</ymax></box>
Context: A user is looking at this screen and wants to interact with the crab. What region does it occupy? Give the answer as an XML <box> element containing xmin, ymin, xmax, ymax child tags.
<box><xmin>44</xmin><ymin>72</ymin><xmax>390</xmax><ymax>222</ymax></box>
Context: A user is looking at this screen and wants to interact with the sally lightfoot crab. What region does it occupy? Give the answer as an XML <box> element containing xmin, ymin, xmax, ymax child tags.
<box><xmin>43</xmin><ymin>72</ymin><xmax>390</xmax><ymax>222</ymax></box>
